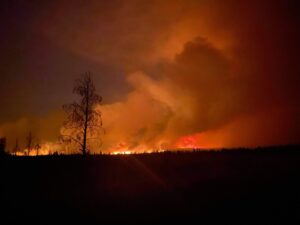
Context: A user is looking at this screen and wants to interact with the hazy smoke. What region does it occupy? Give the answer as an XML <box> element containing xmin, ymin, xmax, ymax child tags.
<box><xmin>1</xmin><ymin>0</ymin><xmax>299</xmax><ymax>153</ymax></box>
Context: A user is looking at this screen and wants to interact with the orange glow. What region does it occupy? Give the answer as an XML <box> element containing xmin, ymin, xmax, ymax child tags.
<box><xmin>15</xmin><ymin>151</ymin><xmax>26</xmax><ymax>156</ymax></box>
<box><xmin>15</xmin><ymin>142</ymin><xmax>63</xmax><ymax>156</ymax></box>
<box><xmin>16</xmin><ymin>148</ymin><xmax>50</xmax><ymax>156</ymax></box>
<box><xmin>175</xmin><ymin>133</ymin><xmax>202</xmax><ymax>149</ymax></box>
<box><xmin>111</xmin><ymin>150</ymin><xmax>132</xmax><ymax>155</ymax></box>
<box><xmin>1</xmin><ymin>1</ymin><xmax>298</xmax><ymax>155</ymax></box>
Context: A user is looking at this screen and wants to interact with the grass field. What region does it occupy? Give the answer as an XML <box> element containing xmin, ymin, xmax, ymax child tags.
<box><xmin>1</xmin><ymin>146</ymin><xmax>300</xmax><ymax>224</ymax></box>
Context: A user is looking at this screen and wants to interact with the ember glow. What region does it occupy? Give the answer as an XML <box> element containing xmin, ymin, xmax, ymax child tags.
<box><xmin>0</xmin><ymin>0</ymin><xmax>299</xmax><ymax>154</ymax></box>
<box><xmin>111</xmin><ymin>151</ymin><xmax>132</xmax><ymax>155</ymax></box>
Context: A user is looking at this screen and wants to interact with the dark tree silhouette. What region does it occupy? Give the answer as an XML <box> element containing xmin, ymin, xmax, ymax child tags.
<box><xmin>13</xmin><ymin>138</ymin><xmax>20</xmax><ymax>155</ymax></box>
<box><xmin>35</xmin><ymin>143</ymin><xmax>41</xmax><ymax>156</ymax></box>
<box><xmin>0</xmin><ymin>137</ymin><xmax>6</xmax><ymax>156</ymax></box>
<box><xmin>26</xmin><ymin>132</ymin><xmax>34</xmax><ymax>156</ymax></box>
<box><xmin>62</xmin><ymin>72</ymin><xmax>103</xmax><ymax>155</ymax></box>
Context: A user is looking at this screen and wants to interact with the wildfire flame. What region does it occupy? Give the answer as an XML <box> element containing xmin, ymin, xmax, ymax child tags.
<box><xmin>175</xmin><ymin>133</ymin><xmax>202</xmax><ymax>149</ymax></box>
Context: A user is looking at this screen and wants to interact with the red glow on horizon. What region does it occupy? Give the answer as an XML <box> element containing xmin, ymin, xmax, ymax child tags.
<box><xmin>175</xmin><ymin>133</ymin><xmax>203</xmax><ymax>149</ymax></box>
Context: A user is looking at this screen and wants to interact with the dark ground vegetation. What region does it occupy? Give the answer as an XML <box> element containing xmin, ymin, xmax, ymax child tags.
<box><xmin>1</xmin><ymin>146</ymin><xmax>300</xmax><ymax>224</ymax></box>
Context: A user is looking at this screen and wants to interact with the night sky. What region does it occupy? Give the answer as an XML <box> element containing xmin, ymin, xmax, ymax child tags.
<box><xmin>0</xmin><ymin>0</ymin><xmax>299</xmax><ymax>153</ymax></box>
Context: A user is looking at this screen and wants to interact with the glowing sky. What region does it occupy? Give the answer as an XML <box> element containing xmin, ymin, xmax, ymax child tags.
<box><xmin>0</xmin><ymin>0</ymin><xmax>299</xmax><ymax>152</ymax></box>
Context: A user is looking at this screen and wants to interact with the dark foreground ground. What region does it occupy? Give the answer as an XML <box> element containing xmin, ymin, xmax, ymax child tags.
<box><xmin>1</xmin><ymin>146</ymin><xmax>300</xmax><ymax>224</ymax></box>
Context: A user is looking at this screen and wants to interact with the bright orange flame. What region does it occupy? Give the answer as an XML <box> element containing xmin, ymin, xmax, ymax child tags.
<box><xmin>175</xmin><ymin>133</ymin><xmax>202</xmax><ymax>149</ymax></box>
<box><xmin>111</xmin><ymin>150</ymin><xmax>132</xmax><ymax>155</ymax></box>
<box><xmin>15</xmin><ymin>148</ymin><xmax>50</xmax><ymax>156</ymax></box>
<box><xmin>15</xmin><ymin>142</ymin><xmax>64</xmax><ymax>156</ymax></box>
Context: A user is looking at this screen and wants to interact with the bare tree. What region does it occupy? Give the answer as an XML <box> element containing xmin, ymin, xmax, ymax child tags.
<box><xmin>13</xmin><ymin>138</ymin><xmax>20</xmax><ymax>155</ymax></box>
<box><xmin>35</xmin><ymin>143</ymin><xmax>41</xmax><ymax>156</ymax></box>
<box><xmin>26</xmin><ymin>132</ymin><xmax>34</xmax><ymax>156</ymax></box>
<box><xmin>62</xmin><ymin>72</ymin><xmax>103</xmax><ymax>155</ymax></box>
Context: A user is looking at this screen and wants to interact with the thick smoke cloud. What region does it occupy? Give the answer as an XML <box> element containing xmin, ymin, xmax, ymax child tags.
<box><xmin>100</xmin><ymin>34</ymin><xmax>299</xmax><ymax>150</ymax></box>
<box><xmin>99</xmin><ymin>37</ymin><xmax>233</xmax><ymax>150</ymax></box>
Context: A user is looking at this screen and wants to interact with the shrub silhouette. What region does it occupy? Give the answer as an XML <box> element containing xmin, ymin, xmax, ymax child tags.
<box><xmin>0</xmin><ymin>137</ymin><xmax>7</xmax><ymax>156</ymax></box>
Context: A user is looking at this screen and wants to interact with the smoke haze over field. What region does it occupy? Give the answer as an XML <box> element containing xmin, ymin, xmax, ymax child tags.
<box><xmin>0</xmin><ymin>0</ymin><xmax>299</xmax><ymax>153</ymax></box>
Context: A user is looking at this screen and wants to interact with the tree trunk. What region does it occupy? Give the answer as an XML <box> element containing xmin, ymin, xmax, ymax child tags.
<box><xmin>82</xmin><ymin>84</ymin><xmax>89</xmax><ymax>156</ymax></box>
<box><xmin>82</xmin><ymin>122</ymin><xmax>87</xmax><ymax>155</ymax></box>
